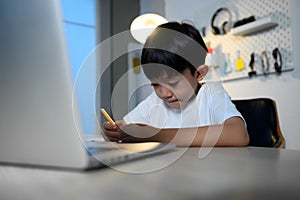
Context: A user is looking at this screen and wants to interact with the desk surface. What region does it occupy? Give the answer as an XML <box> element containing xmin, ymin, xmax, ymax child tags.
<box><xmin>1</xmin><ymin>147</ymin><xmax>300</xmax><ymax>200</ymax></box>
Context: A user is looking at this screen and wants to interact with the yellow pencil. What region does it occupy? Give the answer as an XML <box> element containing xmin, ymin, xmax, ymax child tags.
<box><xmin>100</xmin><ymin>108</ymin><xmax>120</xmax><ymax>129</ymax></box>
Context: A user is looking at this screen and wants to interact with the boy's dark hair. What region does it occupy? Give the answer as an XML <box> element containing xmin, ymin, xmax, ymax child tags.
<box><xmin>141</xmin><ymin>22</ymin><xmax>208</xmax><ymax>79</ymax></box>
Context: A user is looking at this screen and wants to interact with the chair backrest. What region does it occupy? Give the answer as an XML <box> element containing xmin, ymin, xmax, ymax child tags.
<box><xmin>232</xmin><ymin>98</ymin><xmax>285</xmax><ymax>148</ymax></box>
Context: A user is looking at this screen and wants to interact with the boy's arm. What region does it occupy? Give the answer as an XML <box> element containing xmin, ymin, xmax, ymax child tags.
<box><xmin>120</xmin><ymin>116</ymin><xmax>249</xmax><ymax>147</ymax></box>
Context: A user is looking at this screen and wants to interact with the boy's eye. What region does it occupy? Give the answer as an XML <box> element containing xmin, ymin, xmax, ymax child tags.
<box><xmin>151</xmin><ymin>83</ymin><xmax>159</xmax><ymax>87</ymax></box>
<box><xmin>168</xmin><ymin>81</ymin><xmax>179</xmax><ymax>87</ymax></box>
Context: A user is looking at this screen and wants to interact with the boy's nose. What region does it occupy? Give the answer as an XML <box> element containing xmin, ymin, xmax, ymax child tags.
<box><xmin>160</xmin><ymin>86</ymin><xmax>173</xmax><ymax>99</ymax></box>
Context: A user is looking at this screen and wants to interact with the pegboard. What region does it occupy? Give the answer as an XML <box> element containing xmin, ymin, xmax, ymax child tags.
<box><xmin>202</xmin><ymin>0</ymin><xmax>294</xmax><ymax>82</ymax></box>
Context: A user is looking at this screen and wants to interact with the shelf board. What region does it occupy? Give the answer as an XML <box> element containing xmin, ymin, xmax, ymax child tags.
<box><xmin>231</xmin><ymin>17</ymin><xmax>278</xmax><ymax>36</ymax></box>
<box><xmin>220</xmin><ymin>68</ymin><xmax>294</xmax><ymax>82</ymax></box>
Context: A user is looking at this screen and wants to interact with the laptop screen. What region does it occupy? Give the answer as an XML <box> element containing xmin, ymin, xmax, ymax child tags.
<box><xmin>0</xmin><ymin>0</ymin><xmax>90</xmax><ymax>167</ymax></box>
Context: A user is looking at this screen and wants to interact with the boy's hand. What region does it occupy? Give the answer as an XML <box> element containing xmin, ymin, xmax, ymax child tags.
<box><xmin>119</xmin><ymin>123</ymin><xmax>161</xmax><ymax>142</ymax></box>
<box><xmin>102</xmin><ymin>120</ymin><xmax>124</xmax><ymax>142</ymax></box>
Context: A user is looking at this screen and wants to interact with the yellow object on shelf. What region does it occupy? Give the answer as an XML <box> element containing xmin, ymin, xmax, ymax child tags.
<box><xmin>236</xmin><ymin>57</ymin><xmax>245</xmax><ymax>71</ymax></box>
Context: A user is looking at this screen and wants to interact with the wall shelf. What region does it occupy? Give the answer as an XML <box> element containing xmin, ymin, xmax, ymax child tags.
<box><xmin>231</xmin><ymin>17</ymin><xmax>278</xmax><ymax>36</ymax></box>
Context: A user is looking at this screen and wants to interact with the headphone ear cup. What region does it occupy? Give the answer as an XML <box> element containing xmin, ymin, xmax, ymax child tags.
<box><xmin>222</xmin><ymin>21</ymin><xmax>230</xmax><ymax>34</ymax></box>
<box><xmin>274</xmin><ymin>62</ymin><xmax>282</xmax><ymax>73</ymax></box>
<box><xmin>212</xmin><ymin>26</ymin><xmax>220</xmax><ymax>35</ymax></box>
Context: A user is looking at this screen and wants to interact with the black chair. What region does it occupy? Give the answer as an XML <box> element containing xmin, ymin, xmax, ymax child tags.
<box><xmin>232</xmin><ymin>98</ymin><xmax>285</xmax><ymax>148</ymax></box>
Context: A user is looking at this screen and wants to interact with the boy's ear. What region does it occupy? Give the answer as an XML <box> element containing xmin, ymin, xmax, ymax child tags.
<box><xmin>195</xmin><ymin>65</ymin><xmax>208</xmax><ymax>81</ymax></box>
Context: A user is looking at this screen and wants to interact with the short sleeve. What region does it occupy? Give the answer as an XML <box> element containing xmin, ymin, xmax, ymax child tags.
<box><xmin>123</xmin><ymin>92</ymin><xmax>155</xmax><ymax>124</ymax></box>
<box><xmin>203</xmin><ymin>83</ymin><xmax>244</xmax><ymax>125</ymax></box>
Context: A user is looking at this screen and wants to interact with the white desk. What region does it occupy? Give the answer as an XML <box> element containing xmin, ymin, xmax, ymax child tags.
<box><xmin>1</xmin><ymin>147</ymin><xmax>300</xmax><ymax>200</ymax></box>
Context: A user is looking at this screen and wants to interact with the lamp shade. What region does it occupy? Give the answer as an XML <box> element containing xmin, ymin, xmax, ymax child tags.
<box><xmin>130</xmin><ymin>13</ymin><xmax>168</xmax><ymax>43</ymax></box>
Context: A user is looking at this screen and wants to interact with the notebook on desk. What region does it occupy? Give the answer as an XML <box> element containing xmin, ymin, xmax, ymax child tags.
<box><xmin>0</xmin><ymin>0</ymin><xmax>174</xmax><ymax>170</ymax></box>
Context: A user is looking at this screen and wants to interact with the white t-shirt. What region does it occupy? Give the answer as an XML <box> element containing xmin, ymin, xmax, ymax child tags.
<box><xmin>123</xmin><ymin>82</ymin><xmax>243</xmax><ymax>128</ymax></box>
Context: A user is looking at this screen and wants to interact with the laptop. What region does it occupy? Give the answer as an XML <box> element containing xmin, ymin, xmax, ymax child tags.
<box><xmin>0</xmin><ymin>0</ymin><xmax>174</xmax><ymax>170</ymax></box>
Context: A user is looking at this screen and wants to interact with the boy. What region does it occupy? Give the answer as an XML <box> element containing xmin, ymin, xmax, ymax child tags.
<box><xmin>103</xmin><ymin>22</ymin><xmax>249</xmax><ymax>147</ymax></box>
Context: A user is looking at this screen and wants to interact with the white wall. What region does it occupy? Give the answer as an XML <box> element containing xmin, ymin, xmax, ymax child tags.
<box><xmin>162</xmin><ymin>0</ymin><xmax>300</xmax><ymax>149</ymax></box>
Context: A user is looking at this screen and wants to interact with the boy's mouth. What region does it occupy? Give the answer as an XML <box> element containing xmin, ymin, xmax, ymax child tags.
<box><xmin>166</xmin><ymin>99</ymin><xmax>179</xmax><ymax>103</ymax></box>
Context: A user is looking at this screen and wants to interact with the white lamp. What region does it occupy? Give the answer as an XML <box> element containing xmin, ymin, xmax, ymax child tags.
<box><xmin>130</xmin><ymin>13</ymin><xmax>168</xmax><ymax>44</ymax></box>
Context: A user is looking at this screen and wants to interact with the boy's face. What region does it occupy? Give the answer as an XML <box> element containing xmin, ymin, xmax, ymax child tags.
<box><xmin>150</xmin><ymin>68</ymin><xmax>200</xmax><ymax>110</ymax></box>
